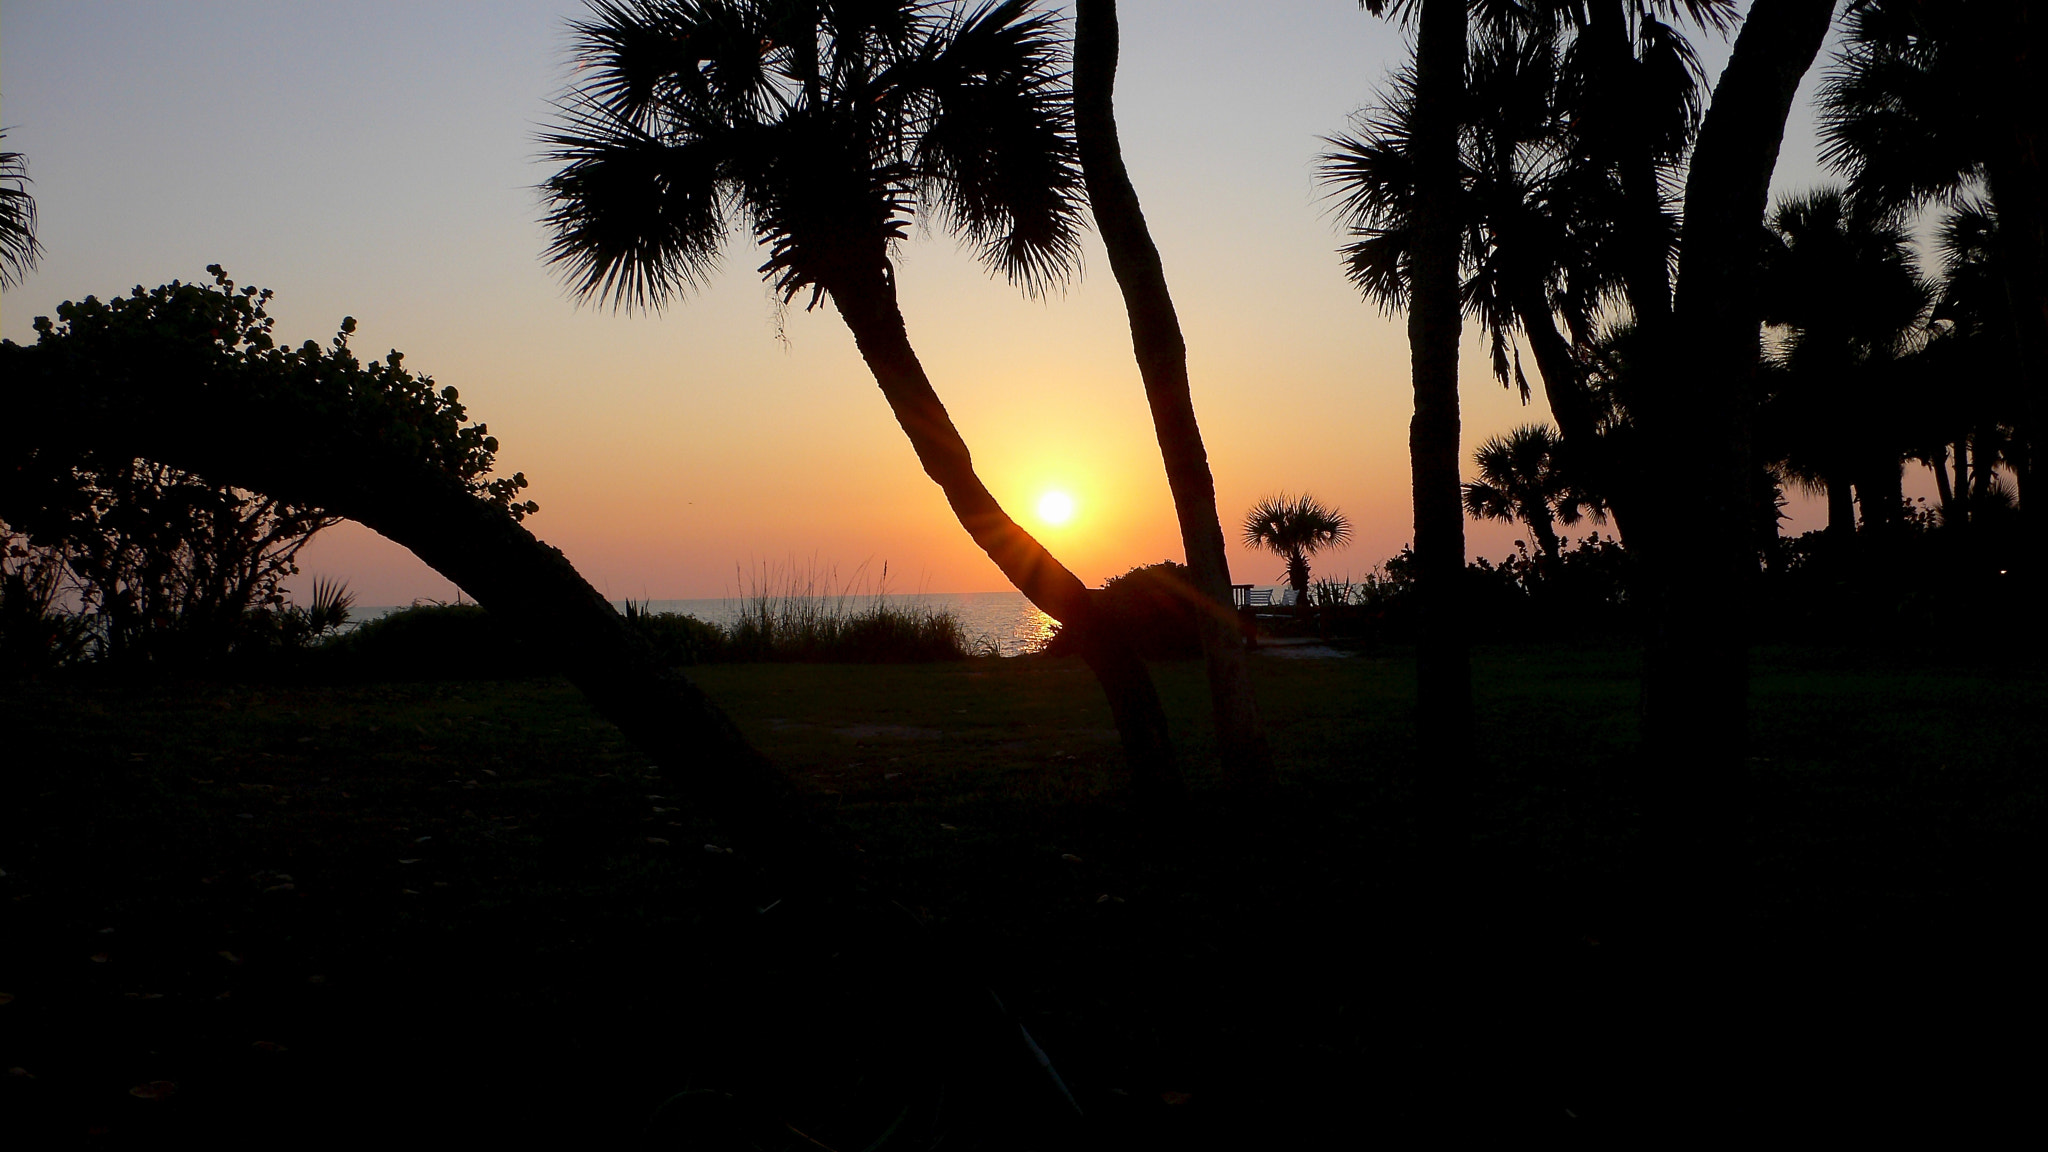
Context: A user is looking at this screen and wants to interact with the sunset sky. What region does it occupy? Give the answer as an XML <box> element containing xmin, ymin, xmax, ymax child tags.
<box><xmin>2</xmin><ymin>1</ymin><xmax>1842</xmax><ymax>604</ymax></box>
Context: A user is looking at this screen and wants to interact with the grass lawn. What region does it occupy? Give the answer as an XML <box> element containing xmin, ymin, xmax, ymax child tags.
<box><xmin>1</xmin><ymin>646</ymin><xmax>2041</xmax><ymax>1144</ymax></box>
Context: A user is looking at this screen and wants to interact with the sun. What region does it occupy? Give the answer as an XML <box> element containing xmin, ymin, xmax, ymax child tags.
<box><xmin>1036</xmin><ymin>490</ymin><xmax>1076</xmax><ymax>526</ymax></box>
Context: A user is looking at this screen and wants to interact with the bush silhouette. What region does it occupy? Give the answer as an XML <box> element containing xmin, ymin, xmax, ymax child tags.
<box><xmin>322</xmin><ymin>604</ymin><xmax>541</xmax><ymax>681</ymax></box>
<box><xmin>1043</xmin><ymin>562</ymin><xmax>1204</xmax><ymax>660</ymax></box>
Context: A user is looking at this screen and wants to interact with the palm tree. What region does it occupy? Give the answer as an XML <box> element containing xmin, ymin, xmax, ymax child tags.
<box><xmin>539</xmin><ymin>0</ymin><xmax>1180</xmax><ymax>800</ymax></box>
<box><xmin>1343</xmin><ymin>0</ymin><xmax>1474</xmax><ymax>815</ymax></box>
<box><xmin>1633</xmin><ymin>0</ymin><xmax>1835</xmax><ymax>901</ymax></box>
<box><xmin>1071</xmin><ymin>0</ymin><xmax>1272</xmax><ymax>789</ymax></box>
<box><xmin>1821</xmin><ymin>0</ymin><xmax>2048</xmax><ymax>578</ymax></box>
<box><xmin>1759</xmin><ymin>187</ymin><xmax>1933</xmax><ymax>538</ymax></box>
<box><xmin>1922</xmin><ymin>203</ymin><xmax>2027</xmax><ymax>526</ymax></box>
<box><xmin>1335</xmin><ymin>0</ymin><xmax>1837</xmax><ymax>908</ymax></box>
<box><xmin>1241</xmin><ymin>494</ymin><xmax>1351</xmax><ymax>606</ymax></box>
<box><xmin>0</xmin><ymin>132</ymin><xmax>43</xmax><ymax>288</ymax></box>
<box><xmin>1323</xmin><ymin>5</ymin><xmax>1730</xmax><ymax>551</ymax></box>
<box><xmin>1461</xmin><ymin>424</ymin><xmax>1603</xmax><ymax>562</ymax></box>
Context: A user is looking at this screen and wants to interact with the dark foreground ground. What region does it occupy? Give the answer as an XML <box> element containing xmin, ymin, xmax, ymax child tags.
<box><xmin>2</xmin><ymin>645</ymin><xmax>2042</xmax><ymax>1146</ymax></box>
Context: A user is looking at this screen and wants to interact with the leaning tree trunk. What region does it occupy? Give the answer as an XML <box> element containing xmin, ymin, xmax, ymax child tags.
<box><xmin>1572</xmin><ymin>0</ymin><xmax>1677</xmax><ymax>546</ymax></box>
<box><xmin>1826</xmin><ymin>475</ymin><xmax>1856</xmax><ymax>540</ymax></box>
<box><xmin>1529</xmin><ymin>510</ymin><xmax>1562</xmax><ymax>564</ymax></box>
<box><xmin>1954</xmin><ymin>441</ymin><xmax>1972</xmax><ymax>521</ymax></box>
<box><xmin>1072</xmin><ymin>0</ymin><xmax>1274</xmax><ymax>792</ymax></box>
<box><xmin>1930</xmin><ymin>449</ymin><xmax>1957</xmax><ymax>523</ymax></box>
<box><xmin>3</xmin><ymin>340</ymin><xmax>831</xmax><ymax>873</ymax></box>
<box><xmin>1405</xmin><ymin>0</ymin><xmax>1474</xmax><ymax>826</ymax></box>
<box><xmin>1512</xmin><ymin>287</ymin><xmax>1639</xmax><ymax>545</ymax></box>
<box><xmin>1635</xmin><ymin>0</ymin><xmax>1835</xmax><ymax>902</ymax></box>
<box><xmin>826</xmin><ymin>263</ymin><xmax>1183</xmax><ymax>807</ymax></box>
<box><xmin>1590</xmin><ymin>0</ymin><xmax>1676</xmax><ymax>343</ymax></box>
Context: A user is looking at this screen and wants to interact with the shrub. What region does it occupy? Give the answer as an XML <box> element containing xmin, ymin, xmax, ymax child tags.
<box><xmin>0</xmin><ymin>532</ymin><xmax>95</xmax><ymax>674</ymax></box>
<box><xmin>1323</xmin><ymin>536</ymin><xmax>1634</xmax><ymax>644</ymax></box>
<box><xmin>624</xmin><ymin>604</ymin><xmax>729</xmax><ymax>665</ymax></box>
<box><xmin>319</xmin><ymin>603</ymin><xmax>544</xmax><ymax>680</ymax></box>
<box><xmin>0</xmin><ymin>459</ymin><xmax>338</xmax><ymax>665</ymax></box>
<box><xmin>1041</xmin><ymin>561</ymin><xmax>1204</xmax><ymax>660</ymax></box>
<box><xmin>318</xmin><ymin>590</ymin><xmax>981</xmax><ymax>681</ymax></box>
<box><xmin>725</xmin><ymin>597</ymin><xmax>974</xmax><ymax>663</ymax></box>
<box><xmin>713</xmin><ymin>561</ymin><xmax>982</xmax><ymax>664</ymax></box>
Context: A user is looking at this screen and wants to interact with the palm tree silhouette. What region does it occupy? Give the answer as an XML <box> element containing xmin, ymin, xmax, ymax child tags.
<box><xmin>1322</xmin><ymin>5</ymin><xmax>1728</xmax><ymax>549</ymax></box>
<box><xmin>1461</xmin><ymin>424</ymin><xmax>1603</xmax><ymax>563</ymax></box>
<box><xmin>539</xmin><ymin>0</ymin><xmax>1180</xmax><ymax>799</ymax></box>
<box><xmin>1759</xmin><ymin>187</ymin><xmax>1931</xmax><ymax>538</ymax></box>
<box><xmin>1072</xmin><ymin>0</ymin><xmax>1271</xmax><ymax>789</ymax></box>
<box><xmin>0</xmin><ymin>132</ymin><xmax>42</xmax><ymax>288</ymax></box>
<box><xmin>1343</xmin><ymin>0</ymin><xmax>1474</xmax><ymax>805</ymax></box>
<box><xmin>1241</xmin><ymin>494</ymin><xmax>1351</xmax><ymax>606</ymax></box>
<box><xmin>1822</xmin><ymin>0</ymin><xmax>2046</xmax><ymax>572</ymax></box>
<box><xmin>1921</xmin><ymin>203</ymin><xmax>2027</xmax><ymax>525</ymax></box>
<box><xmin>1337</xmin><ymin>0</ymin><xmax>1841</xmax><ymax>893</ymax></box>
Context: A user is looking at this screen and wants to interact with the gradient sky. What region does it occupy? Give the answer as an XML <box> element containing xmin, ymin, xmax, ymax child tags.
<box><xmin>2</xmin><ymin>1</ymin><xmax>1842</xmax><ymax>604</ymax></box>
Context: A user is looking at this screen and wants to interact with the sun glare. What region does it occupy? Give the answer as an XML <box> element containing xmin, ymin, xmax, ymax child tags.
<box><xmin>1036</xmin><ymin>490</ymin><xmax>1076</xmax><ymax>526</ymax></box>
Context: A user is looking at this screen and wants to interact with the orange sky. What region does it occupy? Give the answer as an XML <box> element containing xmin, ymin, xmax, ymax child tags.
<box><xmin>2</xmin><ymin>2</ymin><xmax>1848</xmax><ymax>604</ymax></box>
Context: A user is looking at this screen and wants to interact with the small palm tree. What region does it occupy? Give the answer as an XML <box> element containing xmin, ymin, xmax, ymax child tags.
<box><xmin>1</xmin><ymin>132</ymin><xmax>43</xmax><ymax>288</ymax></box>
<box><xmin>1241</xmin><ymin>494</ymin><xmax>1351</xmax><ymax>604</ymax></box>
<box><xmin>1461</xmin><ymin>423</ymin><xmax>1603</xmax><ymax>562</ymax></box>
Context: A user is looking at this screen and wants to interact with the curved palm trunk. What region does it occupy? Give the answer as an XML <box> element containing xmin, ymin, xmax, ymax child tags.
<box><xmin>1931</xmin><ymin>448</ymin><xmax>1958</xmax><ymax>522</ymax></box>
<box><xmin>1287</xmin><ymin>550</ymin><xmax>1311</xmax><ymax>605</ymax></box>
<box><xmin>1637</xmin><ymin>0</ymin><xmax>1834</xmax><ymax>901</ymax></box>
<box><xmin>1590</xmin><ymin>0</ymin><xmax>1676</xmax><ymax>342</ymax></box>
<box><xmin>1571</xmin><ymin>0</ymin><xmax>1680</xmax><ymax>552</ymax></box>
<box><xmin>1528</xmin><ymin>509</ymin><xmax>1562</xmax><ymax>563</ymax></box>
<box><xmin>1072</xmin><ymin>0</ymin><xmax>1274</xmax><ymax>791</ymax></box>
<box><xmin>1826</xmin><ymin>475</ymin><xmax>1856</xmax><ymax>539</ymax></box>
<box><xmin>1855</xmin><ymin>458</ymin><xmax>1905</xmax><ymax>531</ymax></box>
<box><xmin>827</xmin><ymin>266</ymin><xmax>1182</xmax><ymax>806</ymax></box>
<box><xmin>1512</xmin><ymin>288</ymin><xmax>1639</xmax><ymax>544</ymax></box>
<box><xmin>1406</xmin><ymin>0</ymin><xmax>1474</xmax><ymax>822</ymax></box>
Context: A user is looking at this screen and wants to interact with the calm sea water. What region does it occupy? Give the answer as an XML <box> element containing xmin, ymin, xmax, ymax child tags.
<box><xmin>352</xmin><ymin>590</ymin><xmax>1059</xmax><ymax>657</ymax></box>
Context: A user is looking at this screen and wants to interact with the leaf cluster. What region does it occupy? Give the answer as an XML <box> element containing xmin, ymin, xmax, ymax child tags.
<box><xmin>0</xmin><ymin>131</ymin><xmax>42</xmax><ymax>289</ymax></box>
<box><xmin>1323</xmin><ymin>2</ymin><xmax>1721</xmax><ymax>393</ymax></box>
<box><xmin>541</xmin><ymin>0</ymin><xmax>1085</xmax><ymax>311</ymax></box>
<box><xmin>1461</xmin><ymin>423</ymin><xmax>1606</xmax><ymax>550</ymax></box>
<box><xmin>25</xmin><ymin>266</ymin><xmax>536</xmax><ymax>518</ymax></box>
<box><xmin>1819</xmin><ymin>0</ymin><xmax>2005</xmax><ymax>214</ymax></box>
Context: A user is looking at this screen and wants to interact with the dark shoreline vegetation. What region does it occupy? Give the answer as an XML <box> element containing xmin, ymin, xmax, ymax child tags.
<box><xmin>2</xmin><ymin>644</ymin><xmax>2040</xmax><ymax>1143</ymax></box>
<box><xmin>333</xmin><ymin>591</ymin><xmax>992</xmax><ymax>679</ymax></box>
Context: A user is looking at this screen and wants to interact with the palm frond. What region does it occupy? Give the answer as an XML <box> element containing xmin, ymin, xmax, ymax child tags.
<box><xmin>1462</xmin><ymin>479</ymin><xmax>1516</xmax><ymax>522</ymax></box>
<box><xmin>1818</xmin><ymin>7</ymin><xmax>1984</xmax><ymax>211</ymax></box>
<box><xmin>1241</xmin><ymin>493</ymin><xmax>1353</xmax><ymax>557</ymax></box>
<box><xmin>1320</xmin><ymin>80</ymin><xmax>1421</xmax><ymax>312</ymax></box>
<box><xmin>0</xmin><ymin>135</ymin><xmax>43</xmax><ymax>289</ymax></box>
<box><xmin>542</xmin><ymin>0</ymin><xmax>1081</xmax><ymax>311</ymax></box>
<box><xmin>907</xmin><ymin>0</ymin><xmax>1085</xmax><ymax>295</ymax></box>
<box><xmin>540</xmin><ymin>98</ymin><xmax>733</xmax><ymax>309</ymax></box>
